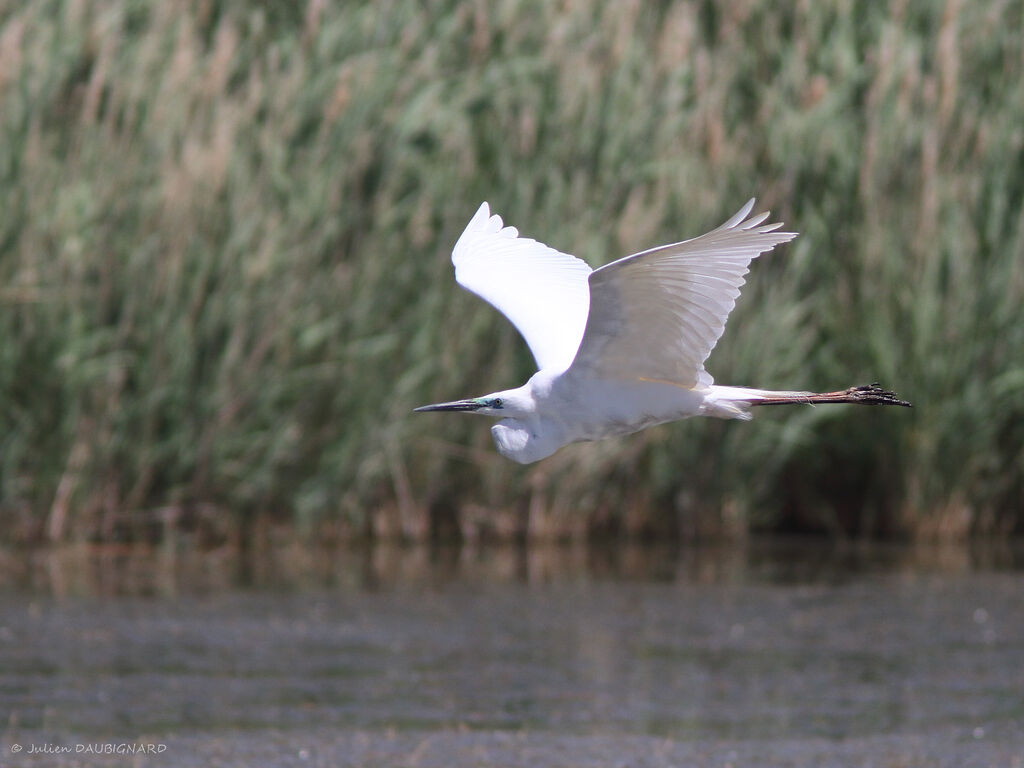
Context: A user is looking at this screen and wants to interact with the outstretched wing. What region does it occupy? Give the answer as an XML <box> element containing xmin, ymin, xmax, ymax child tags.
<box><xmin>452</xmin><ymin>203</ymin><xmax>593</xmax><ymax>373</ymax></box>
<box><xmin>567</xmin><ymin>199</ymin><xmax>797</xmax><ymax>388</ymax></box>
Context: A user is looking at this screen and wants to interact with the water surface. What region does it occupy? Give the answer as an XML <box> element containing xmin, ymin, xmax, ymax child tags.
<box><xmin>1</xmin><ymin>539</ymin><xmax>1023</xmax><ymax>767</ymax></box>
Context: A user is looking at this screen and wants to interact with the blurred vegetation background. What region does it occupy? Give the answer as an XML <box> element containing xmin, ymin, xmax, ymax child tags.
<box><xmin>0</xmin><ymin>0</ymin><xmax>1021</xmax><ymax>545</ymax></box>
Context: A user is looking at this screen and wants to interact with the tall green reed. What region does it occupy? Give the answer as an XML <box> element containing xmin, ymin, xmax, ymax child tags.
<box><xmin>0</xmin><ymin>0</ymin><xmax>1020</xmax><ymax>542</ymax></box>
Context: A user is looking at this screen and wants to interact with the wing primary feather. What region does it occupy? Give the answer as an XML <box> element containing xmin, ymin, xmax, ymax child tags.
<box><xmin>739</xmin><ymin>211</ymin><xmax>771</xmax><ymax>229</ymax></box>
<box><xmin>719</xmin><ymin>198</ymin><xmax>756</xmax><ymax>230</ymax></box>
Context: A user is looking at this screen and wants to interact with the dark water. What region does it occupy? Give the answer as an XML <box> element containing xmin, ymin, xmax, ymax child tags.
<box><xmin>1</xmin><ymin>539</ymin><xmax>1023</xmax><ymax>767</ymax></box>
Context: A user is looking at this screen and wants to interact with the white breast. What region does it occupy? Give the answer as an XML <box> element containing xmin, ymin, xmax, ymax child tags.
<box><xmin>491</xmin><ymin>419</ymin><xmax>566</xmax><ymax>464</ymax></box>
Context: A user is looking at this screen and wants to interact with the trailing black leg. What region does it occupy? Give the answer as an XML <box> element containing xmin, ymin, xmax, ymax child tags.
<box><xmin>748</xmin><ymin>383</ymin><xmax>911</xmax><ymax>408</ymax></box>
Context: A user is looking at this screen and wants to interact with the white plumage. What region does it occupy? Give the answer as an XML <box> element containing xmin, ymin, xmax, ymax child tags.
<box><xmin>452</xmin><ymin>202</ymin><xmax>593</xmax><ymax>373</ymax></box>
<box><xmin>417</xmin><ymin>200</ymin><xmax>910</xmax><ymax>463</ymax></box>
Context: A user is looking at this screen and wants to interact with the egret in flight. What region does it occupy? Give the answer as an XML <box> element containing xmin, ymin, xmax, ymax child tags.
<box><xmin>416</xmin><ymin>200</ymin><xmax>910</xmax><ymax>463</ymax></box>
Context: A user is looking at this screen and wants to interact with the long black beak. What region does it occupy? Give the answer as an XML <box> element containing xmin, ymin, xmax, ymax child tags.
<box><xmin>413</xmin><ymin>399</ymin><xmax>482</xmax><ymax>413</ymax></box>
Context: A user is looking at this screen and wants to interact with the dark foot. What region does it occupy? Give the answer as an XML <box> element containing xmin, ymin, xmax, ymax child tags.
<box><xmin>846</xmin><ymin>383</ymin><xmax>912</xmax><ymax>407</ymax></box>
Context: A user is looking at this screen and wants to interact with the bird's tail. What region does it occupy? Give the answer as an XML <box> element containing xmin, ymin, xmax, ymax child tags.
<box><xmin>702</xmin><ymin>383</ymin><xmax>911</xmax><ymax>419</ymax></box>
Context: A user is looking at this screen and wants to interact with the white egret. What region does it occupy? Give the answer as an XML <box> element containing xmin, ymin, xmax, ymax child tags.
<box><xmin>416</xmin><ymin>200</ymin><xmax>910</xmax><ymax>464</ymax></box>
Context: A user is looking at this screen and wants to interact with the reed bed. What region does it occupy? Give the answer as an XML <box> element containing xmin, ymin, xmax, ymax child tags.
<box><xmin>0</xmin><ymin>1</ymin><xmax>1021</xmax><ymax>543</ymax></box>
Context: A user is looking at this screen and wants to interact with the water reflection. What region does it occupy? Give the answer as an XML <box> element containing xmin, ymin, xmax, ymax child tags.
<box><xmin>1</xmin><ymin>537</ymin><xmax>1022</xmax><ymax>598</ymax></box>
<box><xmin>2</xmin><ymin>538</ymin><xmax>1023</xmax><ymax>767</ymax></box>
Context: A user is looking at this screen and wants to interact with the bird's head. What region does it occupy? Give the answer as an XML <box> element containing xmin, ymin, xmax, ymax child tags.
<box><xmin>414</xmin><ymin>388</ymin><xmax>532</xmax><ymax>418</ymax></box>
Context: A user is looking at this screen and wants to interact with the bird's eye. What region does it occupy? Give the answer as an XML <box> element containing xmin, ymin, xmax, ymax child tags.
<box><xmin>492</xmin><ymin>398</ymin><xmax>503</xmax><ymax>408</ymax></box>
